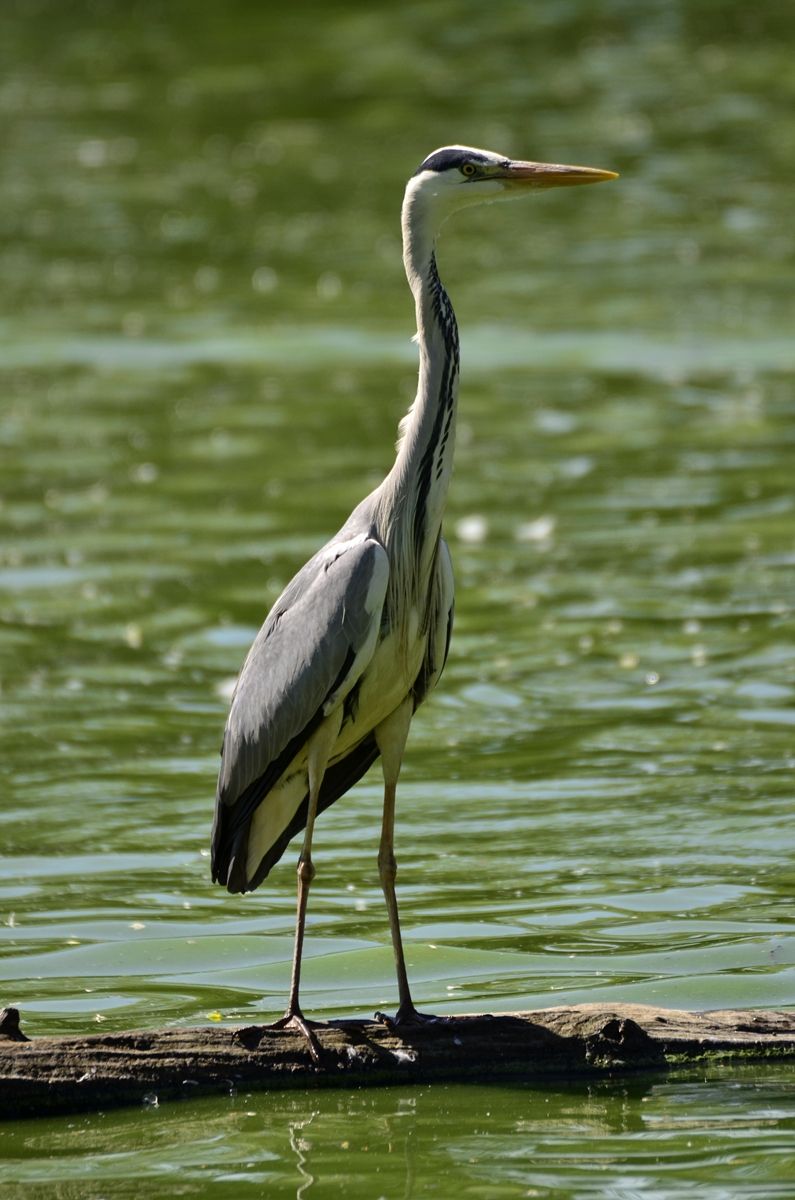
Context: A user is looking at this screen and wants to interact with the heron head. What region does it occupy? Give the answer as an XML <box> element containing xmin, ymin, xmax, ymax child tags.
<box><xmin>406</xmin><ymin>145</ymin><xmax>618</xmax><ymax>224</ymax></box>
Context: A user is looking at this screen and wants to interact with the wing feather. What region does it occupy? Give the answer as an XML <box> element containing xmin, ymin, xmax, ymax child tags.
<box><xmin>212</xmin><ymin>535</ymin><xmax>388</xmax><ymax>887</ymax></box>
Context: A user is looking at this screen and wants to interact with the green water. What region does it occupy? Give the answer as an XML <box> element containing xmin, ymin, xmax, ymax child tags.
<box><xmin>2</xmin><ymin>1069</ymin><xmax>795</xmax><ymax>1197</ymax></box>
<box><xmin>1</xmin><ymin>0</ymin><xmax>794</xmax><ymax>1194</ymax></box>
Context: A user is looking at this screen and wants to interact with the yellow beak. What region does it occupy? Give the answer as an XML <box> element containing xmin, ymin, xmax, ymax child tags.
<box><xmin>499</xmin><ymin>160</ymin><xmax>619</xmax><ymax>188</ymax></box>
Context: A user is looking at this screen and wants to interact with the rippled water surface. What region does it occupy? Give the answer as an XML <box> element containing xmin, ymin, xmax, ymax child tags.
<box><xmin>1</xmin><ymin>0</ymin><xmax>793</xmax><ymax>1195</ymax></box>
<box><xmin>3</xmin><ymin>1067</ymin><xmax>795</xmax><ymax>1198</ymax></box>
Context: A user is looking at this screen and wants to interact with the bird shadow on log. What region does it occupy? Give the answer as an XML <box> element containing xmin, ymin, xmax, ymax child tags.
<box><xmin>232</xmin><ymin>1010</ymin><xmax>668</xmax><ymax>1075</ymax></box>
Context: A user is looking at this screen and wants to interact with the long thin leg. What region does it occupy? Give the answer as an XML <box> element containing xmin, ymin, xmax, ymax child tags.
<box><xmin>268</xmin><ymin>709</ymin><xmax>342</xmax><ymax>1060</ymax></box>
<box><xmin>285</xmin><ymin>781</ymin><xmax>321</xmax><ymax>1019</ymax></box>
<box><xmin>374</xmin><ymin>698</ymin><xmax>439</xmax><ymax>1026</ymax></box>
<box><xmin>379</xmin><ymin>775</ymin><xmax>413</xmax><ymax>1014</ymax></box>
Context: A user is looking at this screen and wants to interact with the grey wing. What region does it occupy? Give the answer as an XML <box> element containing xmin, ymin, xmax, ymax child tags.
<box><xmin>211</xmin><ymin>534</ymin><xmax>389</xmax><ymax>889</ymax></box>
<box><xmin>413</xmin><ymin>535</ymin><xmax>454</xmax><ymax>709</ymax></box>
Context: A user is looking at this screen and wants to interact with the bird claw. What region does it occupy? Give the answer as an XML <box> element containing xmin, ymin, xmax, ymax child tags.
<box><xmin>374</xmin><ymin>1005</ymin><xmax>446</xmax><ymax>1031</ymax></box>
<box><xmin>266</xmin><ymin>1010</ymin><xmax>324</xmax><ymax>1063</ymax></box>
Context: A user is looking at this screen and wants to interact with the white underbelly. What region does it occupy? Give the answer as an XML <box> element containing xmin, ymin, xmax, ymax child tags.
<box><xmin>333</xmin><ymin>618</ymin><xmax>425</xmax><ymax>758</ymax></box>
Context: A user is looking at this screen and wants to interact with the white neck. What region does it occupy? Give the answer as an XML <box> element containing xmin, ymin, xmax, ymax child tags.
<box><xmin>376</xmin><ymin>187</ymin><xmax>460</xmax><ymax>568</ymax></box>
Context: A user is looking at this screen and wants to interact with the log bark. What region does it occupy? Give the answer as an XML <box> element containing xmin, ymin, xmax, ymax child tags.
<box><xmin>1</xmin><ymin>1003</ymin><xmax>793</xmax><ymax>1120</ymax></box>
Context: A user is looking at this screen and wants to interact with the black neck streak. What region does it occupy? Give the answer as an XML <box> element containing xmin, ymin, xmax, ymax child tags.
<box><xmin>412</xmin><ymin>254</ymin><xmax>459</xmax><ymax>555</ymax></box>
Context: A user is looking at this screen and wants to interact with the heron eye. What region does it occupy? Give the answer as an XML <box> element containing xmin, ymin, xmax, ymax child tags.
<box><xmin>461</xmin><ymin>163</ymin><xmax>477</xmax><ymax>177</ymax></box>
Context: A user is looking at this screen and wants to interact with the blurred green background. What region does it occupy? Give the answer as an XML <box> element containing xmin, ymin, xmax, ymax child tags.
<box><xmin>1</xmin><ymin>0</ymin><xmax>794</xmax><ymax>1195</ymax></box>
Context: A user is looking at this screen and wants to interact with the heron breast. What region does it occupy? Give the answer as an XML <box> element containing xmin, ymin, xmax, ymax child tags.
<box><xmin>332</xmin><ymin>611</ymin><xmax>425</xmax><ymax>759</ymax></box>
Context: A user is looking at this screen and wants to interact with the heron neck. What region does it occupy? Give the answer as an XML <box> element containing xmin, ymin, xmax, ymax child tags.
<box><xmin>383</xmin><ymin>202</ymin><xmax>460</xmax><ymax>560</ymax></box>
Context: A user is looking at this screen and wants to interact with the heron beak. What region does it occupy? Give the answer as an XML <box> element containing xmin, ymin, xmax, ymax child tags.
<box><xmin>499</xmin><ymin>160</ymin><xmax>619</xmax><ymax>189</ymax></box>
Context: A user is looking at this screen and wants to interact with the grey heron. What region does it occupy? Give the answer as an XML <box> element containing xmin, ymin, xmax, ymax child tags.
<box><xmin>211</xmin><ymin>146</ymin><xmax>617</xmax><ymax>1056</ymax></box>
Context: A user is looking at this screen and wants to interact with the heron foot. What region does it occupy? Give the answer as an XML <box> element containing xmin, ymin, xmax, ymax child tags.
<box><xmin>266</xmin><ymin>1009</ymin><xmax>324</xmax><ymax>1064</ymax></box>
<box><xmin>374</xmin><ymin>1004</ymin><xmax>446</xmax><ymax>1030</ymax></box>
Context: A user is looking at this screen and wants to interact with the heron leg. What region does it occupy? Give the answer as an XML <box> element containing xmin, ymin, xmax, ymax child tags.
<box><xmin>373</xmin><ymin>699</ymin><xmax>441</xmax><ymax>1028</ymax></box>
<box><xmin>267</xmin><ymin>709</ymin><xmax>342</xmax><ymax>1062</ymax></box>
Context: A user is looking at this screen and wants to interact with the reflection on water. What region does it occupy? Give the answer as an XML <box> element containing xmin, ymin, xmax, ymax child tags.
<box><xmin>1</xmin><ymin>0</ymin><xmax>794</xmax><ymax>1194</ymax></box>
<box><xmin>2</xmin><ymin>1068</ymin><xmax>795</xmax><ymax>1197</ymax></box>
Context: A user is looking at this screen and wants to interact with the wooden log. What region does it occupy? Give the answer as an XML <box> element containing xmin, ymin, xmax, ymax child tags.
<box><xmin>1</xmin><ymin>1003</ymin><xmax>793</xmax><ymax>1120</ymax></box>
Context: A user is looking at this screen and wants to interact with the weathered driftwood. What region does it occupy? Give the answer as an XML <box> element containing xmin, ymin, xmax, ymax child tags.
<box><xmin>1</xmin><ymin>1003</ymin><xmax>793</xmax><ymax>1119</ymax></box>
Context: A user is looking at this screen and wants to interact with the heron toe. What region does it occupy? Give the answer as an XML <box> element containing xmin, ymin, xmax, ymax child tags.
<box><xmin>374</xmin><ymin>1004</ymin><xmax>446</xmax><ymax>1030</ymax></box>
<box><xmin>267</xmin><ymin>1010</ymin><xmax>324</xmax><ymax>1063</ymax></box>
